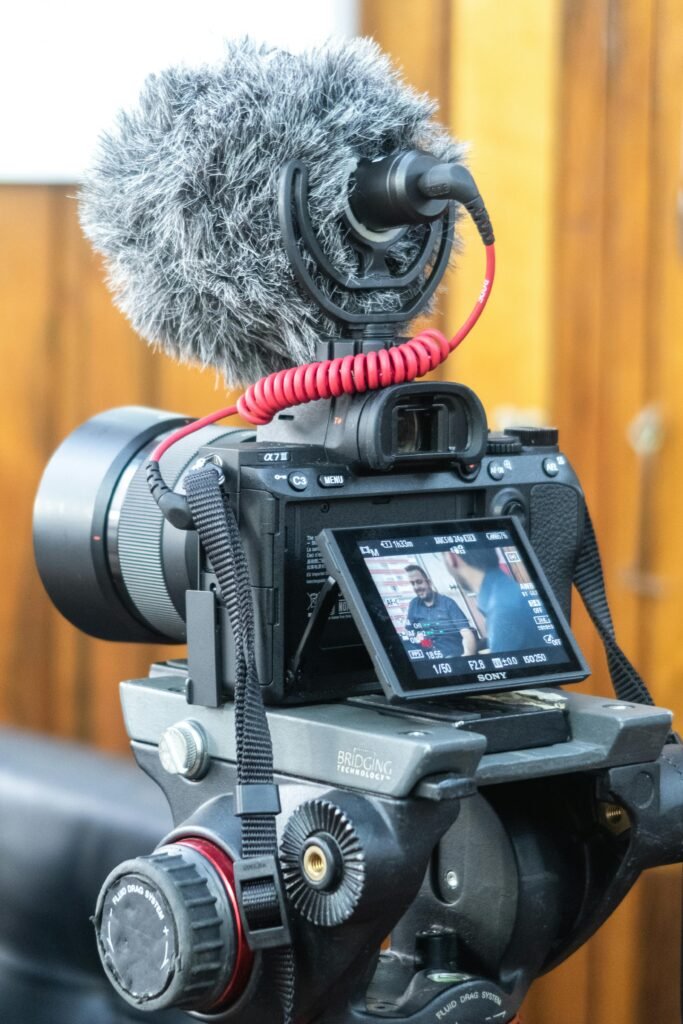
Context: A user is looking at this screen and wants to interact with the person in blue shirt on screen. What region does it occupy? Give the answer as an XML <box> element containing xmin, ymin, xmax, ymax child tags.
<box><xmin>403</xmin><ymin>565</ymin><xmax>478</xmax><ymax>659</ymax></box>
<box><xmin>446</xmin><ymin>549</ymin><xmax>540</xmax><ymax>653</ymax></box>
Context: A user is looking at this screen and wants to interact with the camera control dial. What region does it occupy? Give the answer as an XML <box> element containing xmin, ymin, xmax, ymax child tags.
<box><xmin>94</xmin><ymin>838</ymin><xmax>252</xmax><ymax>1013</ymax></box>
<box><xmin>485</xmin><ymin>433</ymin><xmax>522</xmax><ymax>456</ymax></box>
<box><xmin>504</xmin><ymin>426</ymin><xmax>559</xmax><ymax>448</ymax></box>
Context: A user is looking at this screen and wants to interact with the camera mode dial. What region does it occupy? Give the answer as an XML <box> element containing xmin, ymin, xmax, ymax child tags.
<box><xmin>504</xmin><ymin>426</ymin><xmax>559</xmax><ymax>449</ymax></box>
<box><xmin>94</xmin><ymin>839</ymin><xmax>252</xmax><ymax>1013</ymax></box>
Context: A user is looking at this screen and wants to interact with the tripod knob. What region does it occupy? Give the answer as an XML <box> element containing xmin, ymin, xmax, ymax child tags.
<box><xmin>94</xmin><ymin>838</ymin><xmax>252</xmax><ymax>1013</ymax></box>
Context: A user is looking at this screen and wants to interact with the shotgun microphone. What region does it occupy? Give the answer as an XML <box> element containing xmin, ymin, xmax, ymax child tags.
<box><xmin>79</xmin><ymin>37</ymin><xmax>469</xmax><ymax>387</ymax></box>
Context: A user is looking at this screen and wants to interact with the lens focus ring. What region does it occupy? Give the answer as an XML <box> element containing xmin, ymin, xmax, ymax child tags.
<box><xmin>111</xmin><ymin>426</ymin><xmax>252</xmax><ymax>640</ymax></box>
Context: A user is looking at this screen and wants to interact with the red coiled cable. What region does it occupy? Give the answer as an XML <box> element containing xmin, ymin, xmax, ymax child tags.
<box><xmin>151</xmin><ymin>244</ymin><xmax>495</xmax><ymax>462</ymax></box>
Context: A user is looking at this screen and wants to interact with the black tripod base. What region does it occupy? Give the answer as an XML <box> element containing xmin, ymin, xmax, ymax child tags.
<box><xmin>320</xmin><ymin>973</ymin><xmax>518</xmax><ymax>1024</ymax></box>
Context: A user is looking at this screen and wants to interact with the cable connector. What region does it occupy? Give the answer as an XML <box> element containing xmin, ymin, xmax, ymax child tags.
<box><xmin>418</xmin><ymin>164</ymin><xmax>495</xmax><ymax>246</ymax></box>
<box><xmin>145</xmin><ymin>460</ymin><xmax>194</xmax><ymax>530</ymax></box>
<box><xmin>418</xmin><ymin>162</ymin><xmax>480</xmax><ymax>203</ymax></box>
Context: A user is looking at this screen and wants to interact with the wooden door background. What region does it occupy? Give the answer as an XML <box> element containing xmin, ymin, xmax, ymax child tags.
<box><xmin>1</xmin><ymin>1</ymin><xmax>682</xmax><ymax>1020</ymax></box>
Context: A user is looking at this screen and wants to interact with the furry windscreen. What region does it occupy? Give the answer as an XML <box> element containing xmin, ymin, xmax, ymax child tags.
<box><xmin>79</xmin><ymin>38</ymin><xmax>465</xmax><ymax>387</ymax></box>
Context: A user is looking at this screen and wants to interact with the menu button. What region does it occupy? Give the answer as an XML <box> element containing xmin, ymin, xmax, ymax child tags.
<box><xmin>318</xmin><ymin>474</ymin><xmax>346</xmax><ymax>488</ymax></box>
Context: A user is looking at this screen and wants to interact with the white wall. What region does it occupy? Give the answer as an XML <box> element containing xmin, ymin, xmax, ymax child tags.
<box><xmin>0</xmin><ymin>0</ymin><xmax>359</xmax><ymax>182</ymax></box>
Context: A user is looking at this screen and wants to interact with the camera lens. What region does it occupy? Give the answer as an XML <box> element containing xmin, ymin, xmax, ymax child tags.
<box><xmin>33</xmin><ymin>407</ymin><xmax>252</xmax><ymax>643</ymax></box>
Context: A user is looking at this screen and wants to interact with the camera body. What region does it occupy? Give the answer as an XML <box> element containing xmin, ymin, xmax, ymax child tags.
<box><xmin>191</xmin><ymin>381</ymin><xmax>585</xmax><ymax>706</ymax></box>
<box><xmin>34</xmin><ymin>380</ymin><xmax>584</xmax><ymax>709</ymax></box>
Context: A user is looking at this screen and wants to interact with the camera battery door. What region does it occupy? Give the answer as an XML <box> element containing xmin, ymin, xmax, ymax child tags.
<box><xmin>317</xmin><ymin>516</ymin><xmax>588</xmax><ymax>702</ymax></box>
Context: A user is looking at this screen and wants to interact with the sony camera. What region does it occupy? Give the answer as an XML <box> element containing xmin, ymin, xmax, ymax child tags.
<box><xmin>34</xmin><ymin>378</ymin><xmax>585</xmax><ymax>708</ymax></box>
<box><xmin>32</xmin><ymin>374</ymin><xmax>683</xmax><ymax>1024</ymax></box>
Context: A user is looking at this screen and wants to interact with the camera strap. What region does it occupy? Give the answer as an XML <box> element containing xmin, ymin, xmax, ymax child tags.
<box><xmin>573</xmin><ymin>506</ymin><xmax>654</xmax><ymax>706</ymax></box>
<box><xmin>185</xmin><ymin>464</ymin><xmax>294</xmax><ymax>1024</ymax></box>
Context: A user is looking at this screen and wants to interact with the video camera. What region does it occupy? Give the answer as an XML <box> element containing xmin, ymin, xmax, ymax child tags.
<box><xmin>34</xmin><ymin>380</ymin><xmax>584</xmax><ymax>707</ymax></box>
<box><xmin>32</xmin><ymin>146</ymin><xmax>683</xmax><ymax>1024</ymax></box>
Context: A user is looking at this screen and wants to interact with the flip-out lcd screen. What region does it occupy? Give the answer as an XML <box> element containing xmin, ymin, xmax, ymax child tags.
<box><xmin>317</xmin><ymin>517</ymin><xmax>588</xmax><ymax>700</ymax></box>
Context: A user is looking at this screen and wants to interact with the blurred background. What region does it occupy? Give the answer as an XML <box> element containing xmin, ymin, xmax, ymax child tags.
<box><xmin>1</xmin><ymin>0</ymin><xmax>682</xmax><ymax>1021</ymax></box>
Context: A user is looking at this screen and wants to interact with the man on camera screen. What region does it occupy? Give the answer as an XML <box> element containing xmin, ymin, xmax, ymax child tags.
<box><xmin>445</xmin><ymin>548</ymin><xmax>541</xmax><ymax>654</ymax></box>
<box><xmin>403</xmin><ymin>564</ymin><xmax>478</xmax><ymax>658</ymax></box>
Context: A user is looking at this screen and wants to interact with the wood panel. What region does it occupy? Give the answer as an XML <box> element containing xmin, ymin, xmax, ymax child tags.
<box><xmin>532</xmin><ymin>0</ymin><xmax>660</xmax><ymax>708</ymax></box>
<box><xmin>363</xmin><ymin>1</ymin><xmax>683</xmax><ymax>1022</ymax></box>
<box><xmin>361</xmin><ymin>0</ymin><xmax>452</xmax><ymax>117</ymax></box>
<box><xmin>1</xmin><ymin>187</ymin><xmax>55</xmax><ymax>736</ymax></box>
<box><xmin>633</xmin><ymin>5</ymin><xmax>683</xmax><ymax>1017</ymax></box>
<box><xmin>0</xmin><ymin>185</ymin><xmax>240</xmax><ymax>752</ymax></box>
<box><xmin>444</xmin><ymin>0</ymin><xmax>562</xmax><ymax>427</ymax></box>
<box><xmin>548</xmin><ymin>0</ymin><xmax>611</xmax><ymax>702</ymax></box>
<box><xmin>643</xmin><ymin>0</ymin><xmax>683</xmax><ymax>723</ymax></box>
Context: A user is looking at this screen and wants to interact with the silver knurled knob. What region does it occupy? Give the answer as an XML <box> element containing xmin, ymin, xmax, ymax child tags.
<box><xmin>158</xmin><ymin>720</ymin><xmax>210</xmax><ymax>779</ymax></box>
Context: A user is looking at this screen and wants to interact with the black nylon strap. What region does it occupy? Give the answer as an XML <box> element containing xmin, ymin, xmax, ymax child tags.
<box><xmin>184</xmin><ymin>466</ymin><xmax>294</xmax><ymax>1023</ymax></box>
<box><xmin>184</xmin><ymin>468</ymin><xmax>274</xmax><ymax>782</ymax></box>
<box><xmin>573</xmin><ymin>506</ymin><xmax>654</xmax><ymax>706</ymax></box>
